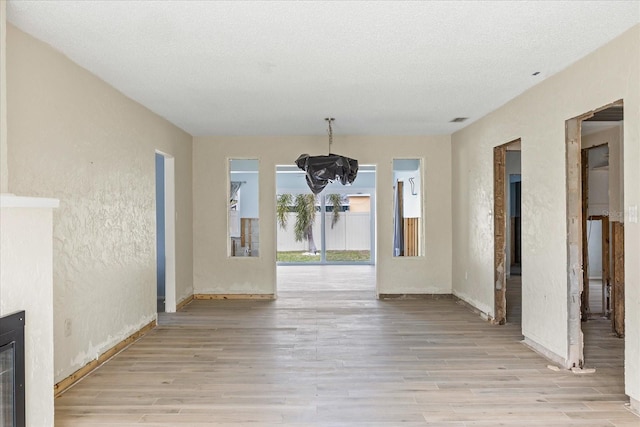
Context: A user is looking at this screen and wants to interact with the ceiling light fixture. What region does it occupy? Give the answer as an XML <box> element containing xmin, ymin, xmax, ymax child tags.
<box><xmin>295</xmin><ymin>118</ymin><xmax>359</xmax><ymax>194</ymax></box>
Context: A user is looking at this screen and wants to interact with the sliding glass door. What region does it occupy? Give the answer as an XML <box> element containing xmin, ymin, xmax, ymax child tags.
<box><xmin>276</xmin><ymin>165</ymin><xmax>375</xmax><ymax>265</ymax></box>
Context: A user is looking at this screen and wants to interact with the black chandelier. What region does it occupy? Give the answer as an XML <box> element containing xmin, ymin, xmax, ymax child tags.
<box><xmin>295</xmin><ymin>118</ymin><xmax>358</xmax><ymax>194</ymax></box>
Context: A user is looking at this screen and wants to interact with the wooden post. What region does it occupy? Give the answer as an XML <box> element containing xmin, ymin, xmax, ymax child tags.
<box><xmin>611</xmin><ymin>221</ymin><xmax>624</xmax><ymax>337</ymax></box>
<box><xmin>397</xmin><ymin>181</ymin><xmax>404</xmax><ymax>256</ymax></box>
<box><xmin>240</xmin><ymin>218</ymin><xmax>246</xmax><ymax>248</ymax></box>
<box><xmin>565</xmin><ymin>118</ymin><xmax>583</xmax><ymax>368</ymax></box>
<box><xmin>403</xmin><ymin>218</ymin><xmax>418</xmax><ymax>256</ymax></box>
<box><xmin>493</xmin><ymin>145</ymin><xmax>506</xmax><ymax>325</ymax></box>
<box><xmin>601</xmin><ymin>216</ymin><xmax>610</xmax><ymax>316</ymax></box>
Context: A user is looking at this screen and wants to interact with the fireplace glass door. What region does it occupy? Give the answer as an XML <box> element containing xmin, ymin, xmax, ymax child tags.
<box><xmin>0</xmin><ymin>310</ymin><xmax>25</xmax><ymax>427</ymax></box>
<box><xmin>0</xmin><ymin>342</ymin><xmax>15</xmax><ymax>426</ymax></box>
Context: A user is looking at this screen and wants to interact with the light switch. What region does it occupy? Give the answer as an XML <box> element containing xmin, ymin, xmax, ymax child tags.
<box><xmin>629</xmin><ymin>205</ymin><xmax>638</xmax><ymax>223</ymax></box>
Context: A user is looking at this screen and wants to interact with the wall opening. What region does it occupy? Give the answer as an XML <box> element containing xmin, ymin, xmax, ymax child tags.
<box><xmin>566</xmin><ymin>101</ymin><xmax>624</xmax><ymax>369</ymax></box>
<box><xmin>275</xmin><ymin>165</ymin><xmax>376</xmax><ymax>266</ymax></box>
<box><xmin>229</xmin><ymin>159</ymin><xmax>260</xmax><ymax>257</ymax></box>
<box><xmin>155</xmin><ymin>151</ymin><xmax>176</xmax><ymax>313</ymax></box>
<box><xmin>493</xmin><ymin>139</ymin><xmax>521</xmax><ymax>326</ymax></box>
<box><xmin>275</xmin><ymin>165</ymin><xmax>377</xmax><ymax>296</ymax></box>
<box><xmin>393</xmin><ymin>159</ymin><xmax>423</xmax><ymax>257</ymax></box>
<box><xmin>155</xmin><ymin>153</ymin><xmax>165</xmax><ymax>313</ymax></box>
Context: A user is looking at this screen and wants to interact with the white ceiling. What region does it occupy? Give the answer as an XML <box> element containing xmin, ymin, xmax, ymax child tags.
<box><xmin>7</xmin><ymin>1</ymin><xmax>640</xmax><ymax>136</ymax></box>
<box><xmin>582</xmin><ymin>121</ymin><xmax>623</xmax><ymax>136</ymax></box>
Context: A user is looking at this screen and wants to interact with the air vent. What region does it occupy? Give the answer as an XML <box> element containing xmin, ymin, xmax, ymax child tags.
<box><xmin>450</xmin><ymin>117</ymin><xmax>468</xmax><ymax>123</ymax></box>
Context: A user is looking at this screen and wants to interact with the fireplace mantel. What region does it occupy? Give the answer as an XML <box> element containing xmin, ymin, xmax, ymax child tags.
<box><xmin>0</xmin><ymin>193</ymin><xmax>58</xmax><ymax>426</ymax></box>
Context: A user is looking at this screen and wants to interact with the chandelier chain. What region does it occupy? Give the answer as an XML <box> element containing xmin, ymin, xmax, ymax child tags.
<box><xmin>326</xmin><ymin>117</ymin><xmax>334</xmax><ymax>153</ymax></box>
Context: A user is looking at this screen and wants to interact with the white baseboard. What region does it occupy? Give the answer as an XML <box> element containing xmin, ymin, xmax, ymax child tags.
<box><xmin>629</xmin><ymin>398</ymin><xmax>640</xmax><ymax>417</ymax></box>
<box><xmin>522</xmin><ymin>337</ymin><xmax>569</xmax><ymax>369</ymax></box>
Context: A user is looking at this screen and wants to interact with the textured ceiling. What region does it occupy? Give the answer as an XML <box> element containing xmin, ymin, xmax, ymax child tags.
<box><xmin>6</xmin><ymin>1</ymin><xmax>640</xmax><ymax>136</ymax></box>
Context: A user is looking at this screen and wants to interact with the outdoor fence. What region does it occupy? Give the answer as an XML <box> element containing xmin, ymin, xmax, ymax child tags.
<box><xmin>277</xmin><ymin>212</ymin><xmax>371</xmax><ymax>252</ymax></box>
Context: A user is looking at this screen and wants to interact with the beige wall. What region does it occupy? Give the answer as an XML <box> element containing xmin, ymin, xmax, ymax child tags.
<box><xmin>1</xmin><ymin>1</ymin><xmax>7</xmax><ymax>192</ymax></box>
<box><xmin>451</xmin><ymin>25</ymin><xmax>640</xmax><ymax>406</ymax></box>
<box><xmin>6</xmin><ymin>25</ymin><xmax>193</xmax><ymax>382</ymax></box>
<box><xmin>193</xmin><ymin>135</ymin><xmax>452</xmax><ymax>295</ymax></box>
<box><xmin>5</xmin><ymin>7</ymin><xmax>638</xmax><ymax>413</ymax></box>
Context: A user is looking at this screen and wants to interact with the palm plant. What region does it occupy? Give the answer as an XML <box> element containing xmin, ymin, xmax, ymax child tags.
<box><xmin>276</xmin><ymin>193</ymin><xmax>292</xmax><ymax>230</ymax></box>
<box><xmin>326</xmin><ymin>193</ymin><xmax>344</xmax><ymax>229</ymax></box>
<box><xmin>293</xmin><ymin>194</ymin><xmax>318</xmax><ymax>253</ymax></box>
<box><xmin>276</xmin><ymin>193</ymin><xmax>344</xmax><ymax>254</ymax></box>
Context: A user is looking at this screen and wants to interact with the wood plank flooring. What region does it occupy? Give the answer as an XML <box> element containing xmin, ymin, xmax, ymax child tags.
<box><xmin>55</xmin><ymin>266</ymin><xmax>637</xmax><ymax>426</ymax></box>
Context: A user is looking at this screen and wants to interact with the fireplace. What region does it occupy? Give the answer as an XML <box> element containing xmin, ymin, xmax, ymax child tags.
<box><xmin>0</xmin><ymin>311</ymin><xmax>25</xmax><ymax>427</ymax></box>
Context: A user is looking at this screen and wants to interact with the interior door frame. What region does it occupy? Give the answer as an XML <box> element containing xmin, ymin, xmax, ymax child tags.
<box><xmin>565</xmin><ymin>99</ymin><xmax>623</xmax><ymax>368</ymax></box>
<box><xmin>275</xmin><ymin>164</ymin><xmax>377</xmax><ymax>266</ymax></box>
<box><xmin>275</xmin><ymin>186</ymin><xmax>376</xmax><ymax>266</ymax></box>
<box><xmin>156</xmin><ymin>150</ymin><xmax>176</xmax><ymax>313</ymax></box>
<box><xmin>493</xmin><ymin>138</ymin><xmax>521</xmax><ymax>325</ymax></box>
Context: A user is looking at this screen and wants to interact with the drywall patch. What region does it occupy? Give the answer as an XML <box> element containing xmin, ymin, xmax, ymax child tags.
<box><xmin>452</xmin><ymin>290</ymin><xmax>493</xmax><ymax>321</ymax></box>
<box><xmin>176</xmin><ymin>295</ymin><xmax>194</xmax><ymax>311</ymax></box>
<box><xmin>57</xmin><ymin>314</ymin><xmax>156</xmax><ymax>380</ymax></box>
<box><xmin>522</xmin><ymin>337</ymin><xmax>568</xmax><ymax>369</ymax></box>
<box><xmin>55</xmin><ymin>319</ymin><xmax>156</xmax><ymax>396</ymax></box>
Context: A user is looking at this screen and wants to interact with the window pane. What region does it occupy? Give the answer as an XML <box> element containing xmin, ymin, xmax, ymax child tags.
<box><xmin>393</xmin><ymin>159</ymin><xmax>423</xmax><ymax>257</ymax></box>
<box><xmin>324</xmin><ymin>193</ymin><xmax>371</xmax><ymax>262</ymax></box>
<box><xmin>276</xmin><ymin>192</ymin><xmax>321</xmax><ymax>263</ymax></box>
<box><xmin>229</xmin><ymin>159</ymin><xmax>259</xmax><ymax>257</ymax></box>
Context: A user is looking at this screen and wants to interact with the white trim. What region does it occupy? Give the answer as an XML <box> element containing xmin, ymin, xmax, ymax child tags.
<box><xmin>155</xmin><ymin>151</ymin><xmax>177</xmax><ymax>314</ymax></box>
<box><xmin>0</xmin><ymin>194</ymin><xmax>59</xmax><ymax>208</ymax></box>
<box><xmin>163</xmin><ymin>156</ymin><xmax>177</xmax><ymax>313</ymax></box>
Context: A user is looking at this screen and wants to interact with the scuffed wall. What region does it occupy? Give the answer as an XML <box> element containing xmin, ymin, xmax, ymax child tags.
<box><xmin>193</xmin><ymin>135</ymin><xmax>452</xmax><ymax>295</ymax></box>
<box><xmin>6</xmin><ymin>25</ymin><xmax>193</xmax><ymax>382</ymax></box>
<box><xmin>451</xmin><ymin>25</ymin><xmax>639</xmax><ymax>404</ymax></box>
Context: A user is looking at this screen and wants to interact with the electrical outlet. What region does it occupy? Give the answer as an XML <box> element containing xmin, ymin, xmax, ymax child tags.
<box><xmin>64</xmin><ymin>318</ymin><xmax>72</xmax><ymax>337</ymax></box>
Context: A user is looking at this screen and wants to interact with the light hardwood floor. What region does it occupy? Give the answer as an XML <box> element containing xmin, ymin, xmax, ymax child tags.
<box><xmin>55</xmin><ymin>266</ymin><xmax>637</xmax><ymax>426</ymax></box>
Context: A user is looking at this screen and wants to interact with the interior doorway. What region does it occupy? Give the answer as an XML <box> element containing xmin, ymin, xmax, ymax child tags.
<box><xmin>275</xmin><ymin>165</ymin><xmax>376</xmax><ymax>265</ymax></box>
<box><xmin>155</xmin><ymin>151</ymin><xmax>177</xmax><ymax>313</ymax></box>
<box><xmin>275</xmin><ymin>165</ymin><xmax>377</xmax><ymax>296</ymax></box>
<box><xmin>584</xmin><ymin>214</ymin><xmax>610</xmax><ymax>318</ymax></box>
<box><xmin>155</xmin><ymin>153</ymin><xmax>165</xmax><ymax>312</ymax></box>
<box><xmin>493</xmin><ymin>139</ymin><xmax>522</xmax><ymax>326</ymax></box>
<box><xmin>566</xmin><ymin>101</ymin><xmax>624</xmax><ymax>369</ymax></box>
